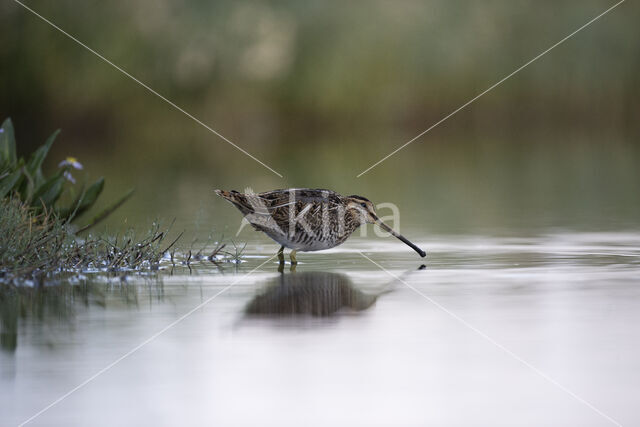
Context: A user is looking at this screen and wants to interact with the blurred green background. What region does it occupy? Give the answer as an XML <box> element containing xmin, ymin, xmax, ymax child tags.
<box><xmin>1</xmin><ymin>0</ymin><xmax>639</xmax><ymax>236</ymax></box>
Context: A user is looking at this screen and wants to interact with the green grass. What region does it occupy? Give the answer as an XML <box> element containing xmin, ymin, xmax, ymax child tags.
<box><xmin>0</xmin><ymin>197</ymin><xmax>166</xmax><ymax>284</ymax></box>
<box><xmin>1</xmin><ymin>116</ymin><xmax>246</xmax><ymax>286</ymax></box>
<box><xmin>0</xmin><ymin>198</ymin><xmax>245</xmax><ymax>286</ymax></box>
<box><xmin>0</xmin><ymin>198</ymin><xmax>247</xmax><ymax>352</ymax></box>
<box><xmin>1</xmin><ymin>117</ymin><xmax>134</xmax><ymax>229</ymax></box>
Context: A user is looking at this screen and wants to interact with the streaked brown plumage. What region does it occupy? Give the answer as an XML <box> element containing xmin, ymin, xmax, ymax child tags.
<box><xmin>215</xmin><ymin>188</ymin><xmax>426</xmax><ymax>264</ymax></box>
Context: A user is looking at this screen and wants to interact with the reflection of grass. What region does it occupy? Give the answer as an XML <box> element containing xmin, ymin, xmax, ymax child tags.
<box><xmin>0</xmin><ymin>280</ymin><xmax>99</xmax><ymax>352</ymax></box>
<box><xmin>0</xmin><ymin>275</ymin><xmax>165</xmax><ymax>353</ymax></box>
<box><xmin>0</xmin><ymin>200</ymin><xmax>246</xmax><ymax>352</ymax></box>
<box><xmin>0</xmin><ymin>201</ymin><xmax>247</xmax><ymax>352</ymax></box>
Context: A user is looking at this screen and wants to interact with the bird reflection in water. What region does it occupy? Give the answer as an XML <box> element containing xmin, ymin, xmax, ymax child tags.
<box><xmin>245</xmin><ymin>272</ymin><xmax>383</xmax><ymax>317</ymax></box>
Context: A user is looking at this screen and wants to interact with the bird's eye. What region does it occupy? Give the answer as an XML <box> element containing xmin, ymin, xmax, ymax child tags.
<box><xmin>360</xmin><ymin>202</ymin><xmax>367</xmax><ymax>208</ymax></box>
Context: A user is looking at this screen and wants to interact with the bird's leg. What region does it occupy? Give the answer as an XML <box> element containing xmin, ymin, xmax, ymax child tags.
<box><xmin>277</xmin><ymin>245</ymin><xmax>285</xmax><ymax>264</ymax></box>
<box><xmin>290</xmin><ymin>250</ymin><xmax>298</xmax><ymax>265</ymax></box>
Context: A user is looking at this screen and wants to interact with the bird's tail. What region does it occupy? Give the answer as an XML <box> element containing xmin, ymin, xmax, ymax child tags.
<box><xmin>215</xmin><ymin>189</ymin><xmax>245</xmax><ymax>204</ymax></box>
<box><xmin>215</xmin><ymin>189</ymin><xmax>252</xmax><ymax>214</ymax></box>
<box><xmin>214</xmin><ymin>189</ymin><xmax>235</xmax><ymax>200</ymax></box>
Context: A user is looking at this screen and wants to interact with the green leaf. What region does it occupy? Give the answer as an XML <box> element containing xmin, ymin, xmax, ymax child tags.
<box><xmin>56</xmin><ymin>183</ymin><xmax>86</xmax><ymax>221</ymax></box>
<box><xmin>0</xmin><ymin>118</ymin><xmax>17</xmax><ymax>168</ymax></box>
<box><xmin>0</xmin><ymin>168</ymin><xmax>23</xmax><ymax>198</ymax></box>
<box><xmin>31</xmin><ymin>171</ymin><xmax>65</xmax><ymax>210</ymax></box>
<box><xmin>77</xmin><ymin>188</ymin><xmax>134</xmax><ymax>233</ymax></box>
<box><xmin>77</xmin><ymin>177</ymin><xmax>104</xmax><ymax>213</ymax></box>
<box><xmin>19</xmin><ymin>166</ymin><xmax>35</xmax><ymax>203</ymax></box>
<box><xmin>59</xmin><ymin>177</ymin><xmax>104</xmax><ymax>222</ymax></box>
<box><xmin>27</xmin><ymin>129</ymin><xmax>60</xmax><ymax>187</ymax></box>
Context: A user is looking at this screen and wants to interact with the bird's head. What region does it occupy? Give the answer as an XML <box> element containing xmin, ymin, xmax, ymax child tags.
<box><xmin>346</xmin><ymin>195</ymin><xmax>377</xmax><ymax>224</ymax></box>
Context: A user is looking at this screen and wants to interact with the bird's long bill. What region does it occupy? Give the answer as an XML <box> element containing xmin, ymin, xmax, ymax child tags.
<box><xmin>374</xmin><ymin>217</ymin><xmax>426</xmax><ymax>258</ymax></box>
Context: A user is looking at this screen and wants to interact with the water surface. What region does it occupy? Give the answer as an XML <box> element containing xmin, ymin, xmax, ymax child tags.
<box><xmin>2</xmin><ymin>232</ymin><xmax>639</xmax><ymax>426</ymax></box>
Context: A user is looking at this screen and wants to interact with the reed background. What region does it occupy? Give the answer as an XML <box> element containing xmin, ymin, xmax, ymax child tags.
<box><xmin>1</xmin><ymin>0</ymin><xmax>638</xmax><ymax>236</ymax></box>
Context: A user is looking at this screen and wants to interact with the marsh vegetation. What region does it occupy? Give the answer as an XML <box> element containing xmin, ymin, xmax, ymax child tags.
<box><xmin>0</xmin><ymin>117</ymin><xmax>245</xmax><ymax>286</ymax></box>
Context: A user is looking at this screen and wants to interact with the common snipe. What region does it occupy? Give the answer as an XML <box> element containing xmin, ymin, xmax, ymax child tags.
<box><xmin>216</xmin><ymin>188</ymin><xmax>426</xmax><ymax>264</ymax></box>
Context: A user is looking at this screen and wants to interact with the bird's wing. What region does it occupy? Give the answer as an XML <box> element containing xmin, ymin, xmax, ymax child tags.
<box><xmin>256</xmin><ymin>189</ymin><xmax>341</xmax><ymax>210</ymax></box>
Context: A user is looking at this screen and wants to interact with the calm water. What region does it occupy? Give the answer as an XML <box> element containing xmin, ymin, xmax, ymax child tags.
<box><xmin>2</xmin><ymin>232</ymin><xmax>639</xmax><ymax>426</ymax></box>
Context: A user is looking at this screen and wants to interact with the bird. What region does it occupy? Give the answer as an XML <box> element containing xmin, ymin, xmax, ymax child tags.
<box><xmin>215</xmin><ymin>188</ymin><xmax>426</xmax><ymax>264</ymax></box>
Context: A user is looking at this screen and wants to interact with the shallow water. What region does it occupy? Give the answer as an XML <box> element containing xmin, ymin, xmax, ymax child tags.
<box><xmin>1</xmin><ymin>232</ymin><xmax>639</xmax><ymax>426</ymax></box>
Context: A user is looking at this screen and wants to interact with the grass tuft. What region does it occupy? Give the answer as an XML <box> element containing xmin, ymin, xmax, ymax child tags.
<box><xmin>0</xmin><ymin>198</ymin><xmax>244</xmax><ymax>286</ymax></box>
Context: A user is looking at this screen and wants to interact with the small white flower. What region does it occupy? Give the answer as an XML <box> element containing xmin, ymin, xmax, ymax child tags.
<box><xmin>58</xmin><ymin>156</ymin><xmax>83</xmax><ymax>170</ymax></box>
<box><xmin>63</xmin><ymin>170</ymin><xmax>76</xmax><ymax>184</ymax></box>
